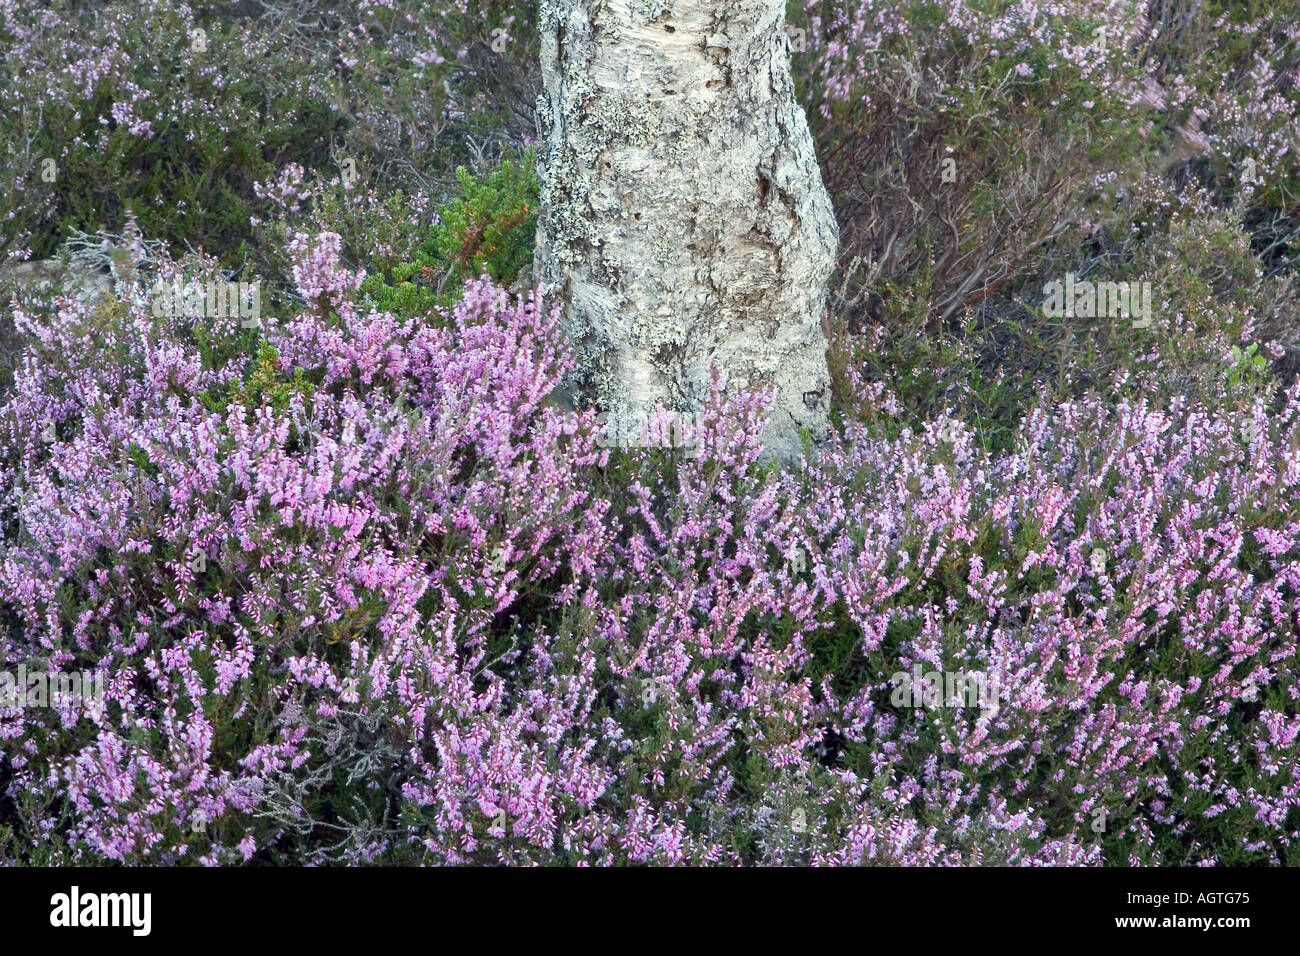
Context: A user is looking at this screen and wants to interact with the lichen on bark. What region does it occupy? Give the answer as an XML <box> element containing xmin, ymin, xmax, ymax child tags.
<box><xmin>535</xmin><ymin>0</ymin><xmax>839</xmax><ymax>460</ymax></box>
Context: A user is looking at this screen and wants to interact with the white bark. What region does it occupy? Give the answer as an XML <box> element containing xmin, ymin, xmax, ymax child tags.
<box><xmin>535</xmin><ymin>0</ymin><xmax>838</xmax><ymax>461</ymax></box>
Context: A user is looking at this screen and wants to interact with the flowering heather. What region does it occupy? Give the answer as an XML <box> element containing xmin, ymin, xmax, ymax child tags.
<box><xmin>0</xmin><ymin>0</ymin><xmax>529</xmax><ymax>266</ymax></box>
<box><xmin>0</xmin><ymin>228</ymin><xmax>1296</xmax><ymax>865</ymax></box>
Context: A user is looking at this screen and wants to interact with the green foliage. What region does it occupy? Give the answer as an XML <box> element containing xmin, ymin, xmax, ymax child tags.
<box><xmin>236</xmin><ymin>340</ymin><xmax>316</xmax><ymax>413</ymax></box>
<box><xmin>361</xmin><ymin>150</ymin><xmax>539</xmax><ymax>317</ymax></box>
<box><xmin>1225</xmin><ymin>344</ymin><xmax>1270</xmax><ymax>394</ymax></box>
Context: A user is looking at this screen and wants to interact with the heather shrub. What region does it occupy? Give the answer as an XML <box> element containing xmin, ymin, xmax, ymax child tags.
<box><xmin>246</xmin><ymin>147</ymin><xmax>538</xmax><ymax>324</ymax></box>
<box><xmin>804</xmin><ymin>0</ymin><xmax>1300</xmax><ymax>448</ymax></box>
<box><xmin>1</xmin><ymin>228</ymin><xmax>1296</xmax><ymax>864</ymax></box>
<box><xmin>0</xmin><ymin>234</ymin><xmax>601</xmax><ymax>863</ymax></box>
<box><xmin>824</xmin><ymin>146</ymin><xmax>1293</xmax><ymax>454</ymax></box>
<box><xmin>0</xmin><ymin>0</ymin><xmax>346</xmax><ymax>265</ymax></box>
<box><xmin>793</xmin><ymin>0</ymin><xmax>1153</xmax><ymax>323</ymax></box>
<box><xmin>1140</xmin><ymin>0</ymin><xmax>1300</xmax><ymax>266</ymax></box>
<box><xmin>796</xmin><ymin>367</ymin><xmax>1300</xmax><ymax>865</ymax></box>
<box><xmin>0</xmin><ymin>0</ymin><xmax>537</xmax><ymax>270</ymax></box>
<box><xmin>259</xmin><ymin>0</ymin><xmax>540</xmax><ymax>183</ymax></box>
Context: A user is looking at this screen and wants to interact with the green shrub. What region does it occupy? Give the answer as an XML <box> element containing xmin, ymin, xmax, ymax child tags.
<box><xmin>361</xmin><ymin>150</ymin><xmax>539</xmax><ymax>316</ymax></box>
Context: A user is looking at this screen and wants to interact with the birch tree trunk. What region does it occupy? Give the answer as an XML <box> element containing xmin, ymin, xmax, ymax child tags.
<box><xmin>534</xmin><ymin>0</ymin><xmax>838</xmax><ymax>461</ymax></box>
